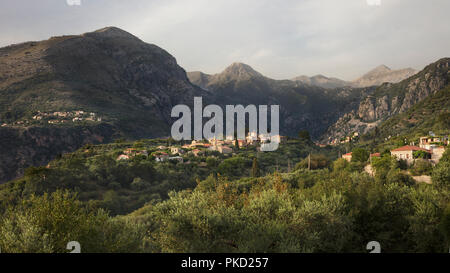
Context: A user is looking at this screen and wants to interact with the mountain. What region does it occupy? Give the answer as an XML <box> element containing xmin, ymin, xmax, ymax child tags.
<box><xmin>287</xmin><ymin>65</ymin><xmax>415</xmax><ymax>89</ymax></box>
<box><xmin>352</xmin><ymin>65</ymin><xmax>417</xmax><ymax>88</ymax></box>
<box><xmin>321</xmin><ymin>58</ymin><xmax>449</xmax><ymax>143</ymax></box>
<box><xmin>0</xmin><ymin>26</ymin><xmax>206</xmax><ymax>183</ymax></box>
<box><xmin>371</xmin><ymin>85</ymin><xmax>449</xmax><ymax>140</ymax></box>
<box><xmin>186</xmin><ymin>71</ymin><xmax>212</xmax><ymax>90</ymax></box>
<box><xmin>291</xmin><ymin>74</ymin><xmax>351</xmax><ymax>89</ymax></box>
<box><xmin>188</xmin><ymin>63</ymin><xmax>264</xmax><ymax>87</ymax></box>
<box><xmin>188</xmin><ymin>62</ymin><xmax>373</xmax><ymax>138</ymax></box>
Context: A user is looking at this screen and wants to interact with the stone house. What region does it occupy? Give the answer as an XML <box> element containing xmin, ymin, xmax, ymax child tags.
<box><xmin>155</xmin><ymin>152</ymin><xmax>169</xmax><ymax>162</ymax></box>
<box><xmin>116</xmin><ymin>154</ymin><xmax>130</xmax><ymax>161</ymax></box>
<box><xmin>170</xmin><ymin>147</ymin><xmax>184</xmax><ymax>155</ymax></box>
<box><xmin>390</xmin><ymin>146</ymin><xmax>430</xmax><ymax>165</ymax></box>
<box><xmin>431</xmin><ymin>146</ymin><xmax>446</xmax><ymax>164</ymax></box>
<box><xmin>218</xmin><ymin>145</ymin><xmax>233</xmax><ymax>154</ymax></box>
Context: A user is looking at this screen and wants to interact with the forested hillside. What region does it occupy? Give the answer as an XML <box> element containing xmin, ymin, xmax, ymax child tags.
<box><xmin>1</xmin><ymin>142</ymin><xmax>448</xmax><ymax>253</ymax></box>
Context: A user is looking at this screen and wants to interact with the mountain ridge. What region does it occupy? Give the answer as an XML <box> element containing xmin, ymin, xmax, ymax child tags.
<box><xmin>188</xmin><ymin>62</ymin><xmax>373</xmax><ymax>139</ymax></box>
<box><xmin>0</xmin><ymin>26</ymin><xmax>206</xmax><ymax>183</ymax></box>
<box><xmin>189</xmin><ymin>63</ymin><xmax>418</xmax><ymax>90</ymax></box>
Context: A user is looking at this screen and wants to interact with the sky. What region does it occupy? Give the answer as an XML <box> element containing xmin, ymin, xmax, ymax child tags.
<box><xmin>0</xmin><ymin>0</ymin><xmax>449</xmax><ymax>80</ymax></box>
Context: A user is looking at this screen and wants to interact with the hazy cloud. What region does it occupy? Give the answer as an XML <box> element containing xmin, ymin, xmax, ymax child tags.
<box><xmin>0</xmin><ymin>0</ymin><xmax>448</xmax><ymax>80</ymax></box>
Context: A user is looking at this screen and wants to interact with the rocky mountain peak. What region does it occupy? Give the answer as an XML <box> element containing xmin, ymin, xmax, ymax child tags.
<box><xmin>83</xmin><ymin>26</ymin><xmax>141</xmax><ymax>41</ymax></box>
<box><xmin>371</xmin><ymin>64</ymin><xmax>391</xmax><ymax>73</ymax></box>
<box><xmin>311</xmin><ymin>74</ymin><xmax>328</xmax><ymax>80</ymax></box>
<box><xmin>221</xmin><ymin>62</ymin><xmax>263</xmax><ymax>79</ymax></box>
<box><xmin>352</xmin><ymin>64</ymin><xmax>417</xmax><ymax>87</ymax></box>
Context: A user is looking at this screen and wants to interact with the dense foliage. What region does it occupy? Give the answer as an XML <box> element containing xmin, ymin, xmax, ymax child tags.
<box><xmin>0</xmin><ymin>143</ymin><xmax>448</xmax><ymax>253</ymax></box>
<box><xmin>0</xmin><ymin>138</ymin><xmax>326</xmax><ymax>216</ymax></box>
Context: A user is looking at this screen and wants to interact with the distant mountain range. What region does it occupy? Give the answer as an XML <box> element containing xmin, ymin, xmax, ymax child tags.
<box><xmin>290</xmin><ymin>74</ymin><xmax>350</xmax><ymax>89</ymax></box>
<box><xmin>189</xmin><ymin>63</ymin><xmax>417</xmax><ymax>90</ymax></box>
<box><xmin>187</xmin><ymin>62</ymin><xmax>371</xmax><ymax>138</ymax></box>
<box><xmin>0</xmin><ymin>26</ymin><xmax>446</xmax><ymax>183</ymax></box>
<box><xmin>288</xmin><ymin>65</ymin><xmax>416</xmax><ymax>89</ymax></box>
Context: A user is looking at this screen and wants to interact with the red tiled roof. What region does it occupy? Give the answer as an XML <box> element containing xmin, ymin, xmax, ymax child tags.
<box><xmin>343</xmin><ymin>152</ymin><xmax>352</xmax><ymax>156</ymax></box>
<box><xmin>370</xmin><ymin>153</ymin><xmax>381</xmax><ymax>157</ymax></box>
<box><xmin>391</xmin><ymin>146</ymin><xmax>430</xmax><ymax>152</ymax></box>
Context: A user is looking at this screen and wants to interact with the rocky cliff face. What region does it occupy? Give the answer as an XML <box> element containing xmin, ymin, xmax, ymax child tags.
<box><xmin>321</xmin><ymin>58</ymin><xmax>449</xmax><ymax>142</ymax></box>
<box><xmin>0</xmin><ymin>124</ymin><xmax>115</xmax><ymax>183</ymax></box>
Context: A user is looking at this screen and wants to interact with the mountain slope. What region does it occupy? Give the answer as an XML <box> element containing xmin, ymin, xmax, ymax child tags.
<box><xmin>369</xmin><ymin>85</ymin><xmax>449</xmax><ymax>140</ymax></box>
<box><xmin>321</xmin><ymin>58</ymin><xmax>449</xmax><ymax>143</ymax></box>
<box><xmin>0</xmin><ymin>27</ymin><xmax>206</xmax><ymax>183</ymax></box>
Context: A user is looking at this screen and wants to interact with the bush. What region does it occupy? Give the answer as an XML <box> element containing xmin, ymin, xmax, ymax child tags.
<box><xmin>0</xmin><ymin>190</ymin><xmax>145</xmax><ymax>253</ymax></box>
<box><xmin>432</xmin><ymin>161</ymin><xmax>450</xmax><ymax>188</ymax></box>
<box><xmin>387</xmin><ymin>169</ymin><xmax>415</xmax><ymax>186</ymax></box>
<box><xmin>296</xmin><ymin>154</ymin><xmax>330</xmax><ymax>170</ymax></box>
<box><xmin>351</xmin><ymin>148</ymin><xmax>369</xmax><ymax>163</ymax></box>
<box><xmin>332</xmin><ymin>158</ymin><xmax>349</xmax><ymax>172</ymax></box>
<box><xmin>410</xmin><ymin>159</ymin><xmax>433</xmax><ymax>176</ymax></box>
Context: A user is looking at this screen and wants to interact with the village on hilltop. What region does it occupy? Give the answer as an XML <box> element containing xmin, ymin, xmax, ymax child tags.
<box><xmin>1</xmin><ymin>110</ymin><xmax>102</xmax><ymax>127</ymax></box>
<box><xmin>116</xmin><ymin>132</ymin><xmax>285</xmax><ymax>163</ymax></box>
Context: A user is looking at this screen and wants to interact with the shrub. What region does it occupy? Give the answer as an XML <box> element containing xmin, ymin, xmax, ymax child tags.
<box><xmin>410</xmin><ymin>159</ymin><xmax>433</xmax><ymax>176</ymax></box>
<box><xmin>432</xmin><ymin>161</ymin><xmax>450</xmax><ymax>188</ymax></box>
<box><xmin>0</xmin><ymin>190</ymin><xmax>145</xmax><ymax>253</ymax></box>
<box><xmin>386</xmin><ymin>169</ymin><xmax>415</xmax><ymax>186</ymax></box>
<box><xmin>351</xmin><ymin>148</ymin><xmax>369</xmax><ymax>163</ymax></box>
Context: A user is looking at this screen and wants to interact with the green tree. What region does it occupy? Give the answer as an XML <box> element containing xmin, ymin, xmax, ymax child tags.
<box><xmin>296</xmin><ymin>154</ymin><xmax>330</xmax><ymax>170</ymax></box>
<box><xmin>432</xmin><ymin>161</ymin><xmax>450</xmax><ymax>188</ymax></box>
<box><xmin>0</xmin><ymin>190</ymin><xmax>144</xmax><ymax>253</ymax></box>
<box><xmin>351</xmin><ymin>148</ymin><xmax>369</xmax><ymax>163</ymax></box>
<box><xmin>410</xmin><ymin>159</ymin><xmax>432</xmax><ymax>176</ymax></box>
<box><xmin>332</xmin><ymin>158</ymin><xmax>349</xmax><ymax>172</ymax></box>
<box><xmin>298</xmin><ymin>130</ymin><xmax>311</xmax><ymax>141</ymax></box>
<box><xmin>413</xmin><ymin>150</ymin><xmax>429</xmax><ymax>159</ymax></box>
<box><xmin>252</xmin><ymin>157</ymin><xmax>260</xmax><ymax>177</ymax></box>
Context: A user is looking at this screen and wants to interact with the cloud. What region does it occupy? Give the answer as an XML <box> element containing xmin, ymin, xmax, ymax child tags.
<box><xmin>0</xmin><ymin>0</ymin><xmax>449</xmax><ymax>80</ymax></box>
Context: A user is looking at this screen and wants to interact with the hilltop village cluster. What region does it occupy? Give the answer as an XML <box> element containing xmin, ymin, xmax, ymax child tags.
<box><xmin>1</xmin><ymin>110</ymin><xmax>102</xmax><ymax>127</ymax></box>
<box><xmin>328</xmin><ymin>132</ymin><xmax>360</xmax><ymax>145</ymax></box>
<box><xmin>116</xmin><ymin>132</ymin><xmax>285</xmax><ymax>163</ymax></box>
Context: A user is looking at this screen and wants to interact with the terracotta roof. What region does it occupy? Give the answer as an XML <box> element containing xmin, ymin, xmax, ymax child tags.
<box><xmin>391</xmin><ymin>146</ymin><xmax>430</xmax><ymax>152</ymax></box>
<box><xmin>370</xmin><ymin>153</ymin><xmax>381</xmax><ymax>157</ymax></box>
<box><xmin>343</xmin><ymin>152</ymin><xmax>352</xmax><ymax>156</ymax></box>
